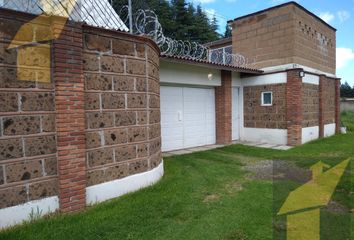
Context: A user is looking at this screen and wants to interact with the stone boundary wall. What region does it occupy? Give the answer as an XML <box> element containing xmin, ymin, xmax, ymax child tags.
<box><xmin>302</xmin><ymin>83</ymin><xmax>319</xmax><ymax>128</ymax></box>
<box><xmin>243</xmin><ymin>84</ymin><xmax>286</xmax><ymax>129</ymax></box>
<box><xmin>0</xmin><ymin>8</ymin><xmax>161</xmax><ymax>217</ymax></box>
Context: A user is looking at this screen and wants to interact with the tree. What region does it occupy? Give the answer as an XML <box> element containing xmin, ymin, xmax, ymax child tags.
<box><xmin>340</xmin><ymin>81</ymin><xmax>354</xmax><ymax>98</ymax></box>
<box><xmin>224</xmin><ymin>24</ymin><xmax>232</xmax><ymax>38</ymax></box>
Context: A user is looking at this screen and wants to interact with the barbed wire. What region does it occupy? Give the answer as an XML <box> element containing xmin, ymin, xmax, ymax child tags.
<box><xmin>119</xmin><ymin>6</ymin><xmax>248</xmax><ymax>66</ymax></box>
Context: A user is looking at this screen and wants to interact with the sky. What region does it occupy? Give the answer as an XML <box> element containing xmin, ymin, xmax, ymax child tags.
<box><xmin>190</xmin><ymin>0</ymin><xmax>354</xmax><ymax>86</ymax></box>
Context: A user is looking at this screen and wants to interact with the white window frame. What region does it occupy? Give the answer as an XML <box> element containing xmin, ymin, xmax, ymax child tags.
<box><xmin>261</xmin><ymin>91</ymin><xmax>273</xmax><ymax>106</ymax></box>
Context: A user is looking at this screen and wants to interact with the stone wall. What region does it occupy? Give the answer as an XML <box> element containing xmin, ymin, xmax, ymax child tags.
<box><xmin>243</xmin><ymin>84</ymin><xmax>286</xmax><ymax>129</ymax></box>
<box><xmin>231</xmin><ymin>2</ymin><xmax>336</xmax><ymax>74</ymax></box>
<box><xmin>302</xmin><ymin>83</ymin><xmax>319</xmax><ymax>127</ymax></box>
<box><xmin>0</xmin><ymin>12</ymin><xmax>58</xmax><ymax>209</ymax></box>
<box><xmin>83</xmin><ymin>27</ymin><xmax>161</xmax><ymax>187</ymax></box>
<box><xmin>0</xmin><ymin>8</ymin><xmax>161</xmax><ymax>215</ymax></box>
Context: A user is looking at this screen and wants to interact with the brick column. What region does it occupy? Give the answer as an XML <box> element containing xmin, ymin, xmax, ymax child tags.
<box><xmin>319</xmin><ymin>75</ymin><xmax>325</xmax><ymax>138</ymax></box>
<box><xmin>215</xmin><ymin>70</ymin><xmax>232</xmax><ymax>144</ymax></box>
<box><xmin>286</xmin><ymin>69</ymin><xmax>303</xmax><ymax>146</ymax></box>
<box><xmin>335</xmin><ymin>78</ymin><xmax>341</xmax><ymax>134</ymax></box>
<box><xmin>53</xmin><ymin>20</ymin><xmax>86</xmax><ymax>212</ymax></box>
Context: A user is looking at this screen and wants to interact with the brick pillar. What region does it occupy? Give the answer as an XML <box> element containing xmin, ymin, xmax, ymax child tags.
<box><xmin>53</xmin><ymin>20</ymin><xmax>86</xmax><ymax>212</ymax></box>
<box><xmin>319</xmin><ymin>75</ymin><xmax>325</xmax><ymax>138</ymax></box>
<box><xmin>215</xmin><ymin>70</ymin><xmax>232</xmax><ymax>144</ymax></box>
<box><xmin>335</xmin><ymin>78</ymin><xmax>341</xmax><ymax>134</ymax></box>
<box><xmin>286</xmin><ymin>69</ymin><xmax>303</xmax><ymax>146</ymax></box>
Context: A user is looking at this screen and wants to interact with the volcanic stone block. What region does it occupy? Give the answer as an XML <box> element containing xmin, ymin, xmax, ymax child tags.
<box><xmin>115</xmin><ymin>111</ymin><xmax>136</xmax><ymax>126</ymax></box>
<box><xmin>85</xmin><ymin>93</ymin><xmax>100</xmax><ymax>110</ymax></box>
<box><xmin>3</xmin><ymin>116</ymin><xmax>41</xmax><ymax>135</ymax></box>
<box><xmin>86</xmin><ymin>131</ymin><xmax>101</xmax><ymax>149</ymax></box>
<box><xmin>128</xmin><ymin>159</ymin><xmax>148</xmax><ymax>175</ymax></box>
<box><xmin>147</xmin><ymin>46</ymin><xmax>159</xmax><ymax>66</ymax></box>
<box><xmin>0</xmin><ymin>138</ymin><xmax>23</xmax><ymax>161</ymax></box>
<box><xmin>148</xmin><ymin>62</ymin><xmax>159</xmax><ymax>79</ymax></box>
<box><xmin>127</xmin><ymin>93</ymin><xmax>147</xmax><ymax>108</ymax></box>
<box><xmin>137</xmin><ymin>143</ymin><xmax>148</xmax><ymax>158</ymax></box>
<box><xmin>149</xmin><ymin>94</ymin><xmax>160</xmax><ymax>108</ymax></box>
<box><xmin>115</xmin><ymin>145</ymin><xmax>136</xmax><ymax>162</ymax></box>
<box><xmin>149</xmin><ymin>138</ymin><xmax>161</xmax><ymax>155</ymax></box>
<box><xmin>85</xmin><ymin>74</ymin><xmax>113</xmax><ymax>91</ymax></box>
<box><xmin>0</xmin><ymin>166</ymin><xmax>4</xmax><ymax>185</ymax></box>
<box><xmin>0</xmin><ymin>92</ymin><xmax>18</xmax><ymax>112</ymax></box>
<box><xmin>0</xmin><ymin>18</ymin><xmax>33</xmax><ymax>41</ymax></box>
<box><xmin>136</xmin><ymin>43</ymin><xmax>146</xmax><ymax>58</ymax></box>
<box><xmin>100</xmin><ymin>56</ymin><xmax>124</xmax><ymax>73</ymax></box>
<box><xmin>104</xmin><ymin>129</ymin><xmax>128</xmax><ymax>145</ymax></box>
<box><xmin>42</xmin><ymin>114</ymin><xmax>56</xmax><ymax>132</ymax></box>
<box><xmin>126</xmin><ymin>59</ymin><xmax>146</xmax><ymax>75</ymax></box>
<box><xmin>113</xmin><ymin>76</ymin><xmax>135</xmax><ymax>91</ymax></box>
<box><xmin>87</xmin><ymin>148</ymin><xmax>114</xmax><ymax>167</ymax></box>
<box><xmin>149</xmin><ymin>124</ymin><xmax>161</xmax><ymax>139</ymax></box>
<box><xmin>85</xmin><ymin>34</ymin><xmax>111</xmax><ymax>52</ymax></box>
<box><xmin>86</xmin><ymin>112</ymin><xmax>114</xmax><ymax>129</ymax></box>
<box><xmin>0</xmin><ymin>185</ymin><xmax>27</xmax><ymax>208</ymax></box>
<box><xmin>83</xmin><ymin>53</ymin><xmax>99</xmax><ymax>71</ymax></box>
<box><xmin>0</xmin><ymin>67</ymin><xmax>36</xmax><ymax>88</ymax></box>
<box><xmin>0</xmin><ymin>43</ymin><xmax>17</xmax><ymax>65</ymax></box>
<box><xmin>149</xmin><ymin>110</ymin><xmax>161</xmax><ymax>124</ymax></box>
<box><xmin>25</xmin><ymin>135</ymin><xmax>57</xmax><ymax>157</ymax></box>
<box><xmin>150</xmin><ymin>152</ymin><xmax>162</xmax><ymax>169</ymax></box>
<box><xmin>29</xmin><ymin>179</ymin><xmax>58</xmax><ymax>201</ymax></box>
<box><xmin>147</xmin><ymin>78</ymin><xmax>159</xmax><ymax>94</ymax></box>
<box><xmin>112</xmin><ymin>39</ymin><xmax>135</xmax><ymax>56</ymax></box>
<box><xmin>87</xmin><ymin>163</ymin><xmax>128</xmax><ymax>186</ymax></box>
<box><xmin>128</xmin><ymin>127</ymin><xmax>147</xmax><ymax>143</ymax></box>
<box><xmin>136</xmin><ymin>77</ymin><xmax>147</xmax><ymax>92</ymax></box>
<box><xmin>102</xmin><ymin>93</ymin><xmax>125</xmax><ymax>109</ymax></box>
<box><xmin>17</xmin><ymin>44</ymin><xmax>50</xmax><ymax>68</ymax></box>
<box><xmin>5</xmin><ymin>160</ymin><xmax>43</xmax><ymax>183</ymax></box>
<box><xmin>44</xmin><ymin>157</ymin><xmax>57</xmax><ymax>176</ymax></box>
<box><xmin>137</xmin><ymin>111</ymin><xmax>148</xmax><ymax>125</ymax></box>
<box><xmin>21</xmin><ymin>92</ymin><xmax>55</xmax><ymax>111</ymax></box>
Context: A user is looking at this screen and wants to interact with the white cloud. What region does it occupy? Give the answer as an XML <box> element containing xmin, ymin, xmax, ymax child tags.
<box><xmin>194</xmin><ymin>0</ymin><xmax>215</xmax><ymax>4</ymax></box>
<box><xmin>205</xmin><ymin>8</ymin><xmax>216</xmax><ymax>21</ymax></box>
<box><xmin>337</xmin><ymin>11</ymin><xmax>350</xmax><ymax>22</ymax></box>
<box><xmin>337</xmin><ymin>48</ymin><xmax>354</xmax><ymax>69</ymax></box>
<box><xmin>319</xmin><ymin>12</ymin><xmax>335</xmax><ymax>23</ymax></box>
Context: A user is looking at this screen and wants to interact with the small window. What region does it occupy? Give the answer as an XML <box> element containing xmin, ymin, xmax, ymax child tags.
<box><xmin>261</xmin><ymin>92</ymin><xmax>273</xmax><ymax>106</ymax></box>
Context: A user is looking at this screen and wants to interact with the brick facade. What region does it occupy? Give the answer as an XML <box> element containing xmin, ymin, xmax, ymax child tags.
<box><xmin>53</xmin><ymin>20</ymin><xmax>86</xmax><ymax>213</ymax></box>
<box><xmin>286</xmin><ymin>69</ymin><xmax>303</xmax><ymax>146</ymax></box>
<box><xmin>0</xmin><ymin>9</ymin><xmax>161</xmax><ymax>213</ymax></box>
<box><xmin>215</xmin><ymin>70</ymin><xmax>232</xmax><ymax>144</ymax></box>
<box><xmin>243</xmin><ymin>84</ymin><xmax>286</xmax><ymax>129</ymax></box>
<box><xmin>230</xmin><ymin>2</ymin><xmax>336</xmax><ymax>74</ymax></box>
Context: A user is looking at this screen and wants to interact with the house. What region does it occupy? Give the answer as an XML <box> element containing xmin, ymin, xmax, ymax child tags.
<box><xmin>159</xmin><ymin>1</ymin><xmax>340</xmax><ymax>151</ymax></box>
<box><xmin>0</xmin><ymin>1</ymin><xmax>340</xmax><ymax>228</ymax></box>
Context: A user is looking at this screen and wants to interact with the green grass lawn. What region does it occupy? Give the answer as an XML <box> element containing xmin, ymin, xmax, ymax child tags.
<box><xmin>1</xmin><ymin>113</ymin><xmax>353</xmax><ymax>240</ymax></box>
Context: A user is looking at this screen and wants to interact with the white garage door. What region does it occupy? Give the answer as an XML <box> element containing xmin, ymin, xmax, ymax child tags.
<box><xmin>160</xmin><ymin>86</ymin><xmax>216</xmax><ymax>152</ymax></box>
<box><xmin>232</xmin><ymin>87</ymin><xmax>240</xmax><ymax>140</ymax></box>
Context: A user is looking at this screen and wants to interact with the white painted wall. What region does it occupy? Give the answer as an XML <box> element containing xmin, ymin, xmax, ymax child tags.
<box><xmin>324</xmin><ymin>123</ymin><xmax>336</xmax><ymax>137</ymax></box>
<box><xmin>0</xmin><ymin>196</ymin><xmax>59</xmax><ymax>229</ymax></box>
<box><xmin>303</xmin><ymin>74</ymin><xmax>319</xmax><ymax>85</ymax></box>
<box><xmin>242</xmin><ymin>72</ymin><xmax>287</xmax><ymax>86</ymax></box>
<box><xmin>242</xmin><ymin>128</ymin><xmax>288</xmax><ymax>145</ymax></box>
<box><xmin>86</xmin><ymin>161</ymin><xmax>164</xmax><ymax>204</ymax></box>
<box><xmin>261</xmin><ymin>63</ymin><xmax>336</xmax><ymax>78</ymax></box>
<box><xmin>160</xmin><ymin>61</ymin><xmax>221</xmax><ymax>87</ymax></box>
<box><xmin>302</xmin><ymin>126</ymin><xmax>319</xmax><ymax>144</ymax></box>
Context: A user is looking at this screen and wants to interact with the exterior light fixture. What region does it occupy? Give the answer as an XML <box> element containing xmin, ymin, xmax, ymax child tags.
<box><xmin>299</xmin><ymin>71</ymin><xmax>305</xmax><ymax>78</ymax></box>
<box><xmin>208</xmin><ymin>73</ymin><xmax>213</xmax><ymax>81</ymax></box>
